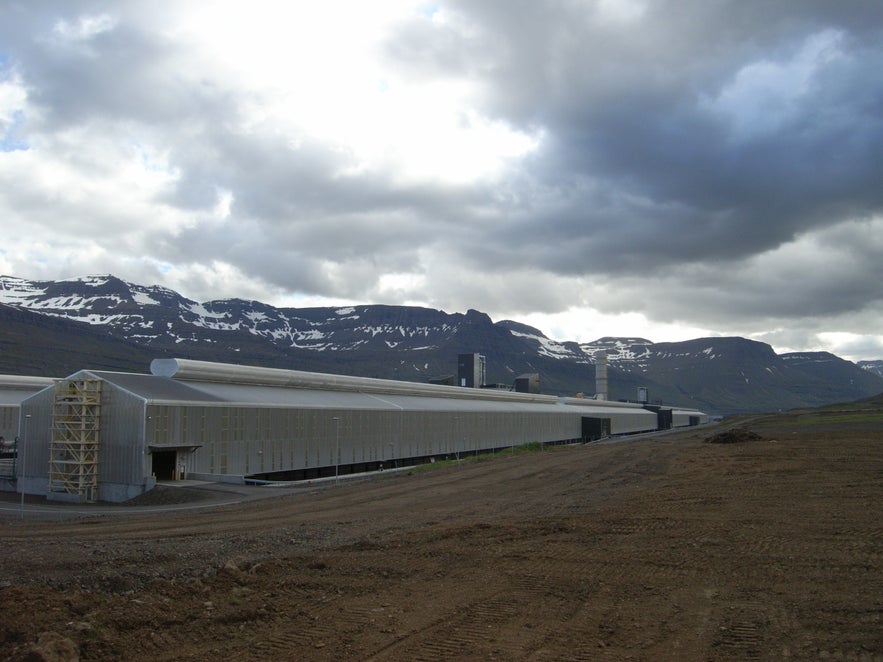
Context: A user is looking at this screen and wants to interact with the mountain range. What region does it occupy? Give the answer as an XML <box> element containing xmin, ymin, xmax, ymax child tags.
<box><xmin>1</xmin><ymin>274</ymin><xmax>881</xmax><ymax>416</ymax></box>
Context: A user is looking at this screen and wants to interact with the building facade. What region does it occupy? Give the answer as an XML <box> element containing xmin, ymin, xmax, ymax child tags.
<box><xmin>10</xmin><ymin>359</ymin><xmax>708</xmax><ymax>503</ymax></box>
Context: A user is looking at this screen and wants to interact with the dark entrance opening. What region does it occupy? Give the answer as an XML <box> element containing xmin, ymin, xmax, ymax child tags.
<box><xmin>643</xmin><ymin>405</ymin><xmax>673</xmax><ymax>430</ymax></box>
<box><xmin>582</xmin><ymin>417</ymin><xmax>611</xmax><ymax>441</ymax></box>
<box><xmin>152</xmin><ymin>450</ymin><xmax>177</xmax><ymax>480</ymax></box>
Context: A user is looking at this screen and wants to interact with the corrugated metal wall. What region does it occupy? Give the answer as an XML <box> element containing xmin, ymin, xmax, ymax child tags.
<box><xmin>18</xmin><ymin>373</ymin><xmax>149</xmax><ymax>491</ymax></box>
<box><xmin>150</xmin><ymin>403</ymin><xmax>586</xmax><ymax>479</ymax></box>
<box><xmin>98</xmin><ymin>381</ymin><xmax>148</xmax><ymax>486</ymax></box>
<box><xmin>18</xmin><ymin>387</ymin><xmax>54</xmax><ymax>480</ymax></box>
<box><xmin>15</xmin><ymin>368</ymin><xmax>708</xmax><ymax>498</ymax></box>
<box><xmin>672</xmin><ymin>410</ymin><xmax>709</xmax><ymax>427</ymax></box>
<box><xmin>608</xmin><ymin>410</ymin><xmax>659</xmax><ymax>434</ymax></box>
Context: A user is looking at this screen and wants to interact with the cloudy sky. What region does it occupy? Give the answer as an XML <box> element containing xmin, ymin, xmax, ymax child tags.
<box><xmin>2</xmin><ymin>1</ymin><xmax>882</xmax><ymax>360</ymax></box>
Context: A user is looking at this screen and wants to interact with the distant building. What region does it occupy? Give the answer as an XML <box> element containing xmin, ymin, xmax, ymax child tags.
<box><xmin>514</xmin><ymin>373</ymin><xmax>540</xmax><ymax>394</ymax></box>
<box><xmin>0</xmin><ymin>375</ymin><xmax>55</xmax><ymax>444</ymax></box>
<box><xmin>458</xmin><ymin>353</ymin><xmax>486</xmax><ymax>388</ymax></box>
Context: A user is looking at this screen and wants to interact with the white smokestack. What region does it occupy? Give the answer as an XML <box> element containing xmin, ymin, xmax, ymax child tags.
<box><xmin>595</xmin><ymin>351</ymin><xmax>608</xmax><ymax>400</ymax></box>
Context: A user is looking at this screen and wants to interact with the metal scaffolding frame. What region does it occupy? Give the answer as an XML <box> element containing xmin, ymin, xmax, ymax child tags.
<box><xmin>49</xmin><ymin>378</ymin><xmax>101</xmax><ymax>503</ymax></box>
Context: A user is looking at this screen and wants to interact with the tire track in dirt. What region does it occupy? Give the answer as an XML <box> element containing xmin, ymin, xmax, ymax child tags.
<box><xmin>363</xmin><ymin>586</ymin><xmax>560</xmax><ymax>660</ymax></box>
<box><xmin>4</xmin><ymin>419</ymin><xmax>883</xmax><ymax>661</ymax></box>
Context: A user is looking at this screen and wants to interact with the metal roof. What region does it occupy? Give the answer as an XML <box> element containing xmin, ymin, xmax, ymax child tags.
<box><xmin>56</xmin><ymin>363</ymin><xmax>673</xmax><ymax>421</ymax></box>
<box><xmin>0</xmin><ymin>388</ymin><xmax>47</xmax><ymax>406</ymax></box>
<box><xmin>0</xmin><ymin>375</ymin><xmax>56</xmax><ymax>405</ymax></box>
<box><xmin>78</xmin><ymin>372</ymin><xmax>658</xmax><ymax>418</ymax></box>
<box><xmin>150</xmin><ymin>358</ymin><xmax>562</xmax><ymax>405</ymax></box>
<box><xmin>0</xmin><ymin>375</ymin><xmax>56</xmax><ymax>390</ymax></box>
<box><xmin>87</xmin><ymin>371</ymin><xmax>226</xmax><ymax>403</ymax></box>
<box><xmin>88</xmin><ymin>375</ymin><xmax>570</xmax><ymax>413</ymax></box>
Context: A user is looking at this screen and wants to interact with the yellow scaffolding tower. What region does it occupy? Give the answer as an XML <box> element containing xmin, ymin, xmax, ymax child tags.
<box><xmin>49</xmin><ymin>378</ymin><xmax>101</xmax><ymax>503</ymax></box>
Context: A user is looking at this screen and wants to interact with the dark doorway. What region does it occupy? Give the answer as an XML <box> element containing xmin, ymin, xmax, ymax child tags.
<box><xmin>655</xmin><ymin>408</ymin><xmax>673</xmax><ymax>430</ymax></box>
<box><xmin>152</xmin><ymin>450</ymin><xmax>176</xmax><ymax>480</ymax></box>
<box><xmin>582</xmin><ymin>417</ymin><xmax>611</xmax><ymax>441</ymax></box>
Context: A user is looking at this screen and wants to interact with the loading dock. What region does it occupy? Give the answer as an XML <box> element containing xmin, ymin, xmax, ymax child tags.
<box><xmin>151</xmin><ymin>449</ymin><xmax>177</xmax><ymax>480</ymax></box>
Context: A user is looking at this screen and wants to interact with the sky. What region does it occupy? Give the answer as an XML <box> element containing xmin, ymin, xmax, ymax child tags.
<box><xmin>1</xmin><ymin>1</ymin><xmax>882</xmax><ymax>361</ymax></box>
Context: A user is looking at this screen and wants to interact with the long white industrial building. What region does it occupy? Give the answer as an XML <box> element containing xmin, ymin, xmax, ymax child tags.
<box><xmin>0</xmin><ymin>375</ymin><xmax>56</xmax><ymax>440</ymax></box>
<box><xmin>4</xmin><ymin>359</ymin><xmax>708</xmax><ymax>503</ymax></box>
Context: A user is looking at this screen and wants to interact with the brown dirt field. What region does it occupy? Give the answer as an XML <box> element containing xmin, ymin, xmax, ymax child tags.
<box><xmin>1</xmin><ymin>410</ymin><xmax>881</xmax><ymax>661</ymax></box>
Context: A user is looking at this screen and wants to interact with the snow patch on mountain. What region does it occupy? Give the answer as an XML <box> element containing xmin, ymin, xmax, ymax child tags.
<box><xmin>66</xmin><ymin>275</ymin><xmax>111</xmax><ymax>287</ymax></box>
<box><xmin>580</xmin><ymin>337</ymin><xmax>653</xmax><ymax>363</ymax></box>
<box><xmin>184</xmin><ymin>302</ymin><xmax>227</xmax><ymax>320</ymax></box>
<box><xmin>508</xmin><ymin>330</ymin><xmax>575</xmax><ymax>360</ymax></box>
<box><xmin>131</xmin><ymin>290</ymin><xmax>161</xmax><ymax>306</ymax></box>
<box><xmin>0</xmin><ymin>276</ymin><xmax>43</xmax><ymax>302</ymax></box>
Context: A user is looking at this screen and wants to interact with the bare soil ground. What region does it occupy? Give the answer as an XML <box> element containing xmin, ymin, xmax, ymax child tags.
<box><xmin>1</xmin><ymin>405</ymin><xmax>881</xmax><ymax>661</ymax></box>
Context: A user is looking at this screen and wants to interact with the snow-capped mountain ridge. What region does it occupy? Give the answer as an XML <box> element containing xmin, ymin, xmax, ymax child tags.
<box><xmin>1</xmin><ymin>274</ymin><xmax>881</xmax><ymax>415</ymax></box>
<box><xmin>0</xmin><ymin>275</ymin><xmax>481</xmax><ymax>355</ymax></box>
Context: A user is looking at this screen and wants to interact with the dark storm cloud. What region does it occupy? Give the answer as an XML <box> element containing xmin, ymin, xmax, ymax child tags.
<box><xmin>0</xmin><ymin>1</ymin><xmax>478</xmax><ymax>280</ymax></box>
<box><xmin>388</xmin><ymin>1</ymin><xmax>883</xmax><ymax>275</ymax></box>
<box><xmin>159</xmin><ymin>122</ymin><xmax>483</xmax><ymax>285</ymax></box>
<box><xmin>2</xmin><ymin>0</ymin><xmax>882</xmax><ymax>358</ymax></box>
<box><xmin>0</xmin><ymin>1</ymin><xmax>199</xmax><ymax>129</ymax></box>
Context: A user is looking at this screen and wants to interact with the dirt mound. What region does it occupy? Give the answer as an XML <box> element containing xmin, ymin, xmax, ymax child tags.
<box><xmin>115</xmin><ymin>484</ymin><xmax>215</xmax><ymax>507</ymax></box>
<box><xmin>704</xmin><ymin>427</ymin><xmax>764</xmax><ymax>444</ymax></box>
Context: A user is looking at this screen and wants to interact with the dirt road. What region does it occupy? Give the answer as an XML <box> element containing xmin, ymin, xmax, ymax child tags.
<box><xmin>1</xmin><ymin>408</ymin><xmax>881</xmax><ymax>660</ymax></box>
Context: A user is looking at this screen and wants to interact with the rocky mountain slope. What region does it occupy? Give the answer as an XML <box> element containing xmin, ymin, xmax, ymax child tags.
<box><xmin>858</xmin><ymin>360</ymin><xmax>883</xmax><ymax>378</ymax></box>
<box><xmin>1</xmin><ymin>274</ymin><xmax>881</xmax><ymax>415</ymax></box>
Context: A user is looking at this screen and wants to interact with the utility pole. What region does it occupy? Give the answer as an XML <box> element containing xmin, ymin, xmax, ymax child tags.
<box><xmin>19</xmin><ymin>414</ymin><xmax>31</xmax><ymax>519</ymax></box>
